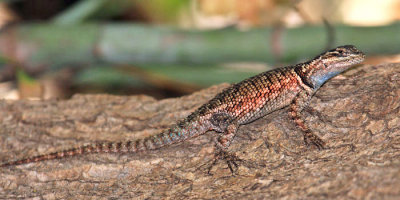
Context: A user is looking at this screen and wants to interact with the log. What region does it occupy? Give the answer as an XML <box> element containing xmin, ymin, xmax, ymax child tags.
<box><xmin>0</xmin><ymin>63</ymin><xmax>399</xmax><ymax>199</ymax></box>
<box><xmin>1</xmin><ymin>23</ymin><xmax>400</xmax><ymax>69</ymax></box>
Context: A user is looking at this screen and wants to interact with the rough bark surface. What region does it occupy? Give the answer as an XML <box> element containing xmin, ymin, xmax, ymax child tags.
<box><xmin>0</xmin><ymin>63</ymin><xmax>399</xmax><ymax>199</ymax></box>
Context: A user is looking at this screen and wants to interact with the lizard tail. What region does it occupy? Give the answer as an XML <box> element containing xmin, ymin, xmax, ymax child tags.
<box><xmin>1</xmin><ymin>118</ymin><xmax>209</xmax><ymax>167</ymax></box>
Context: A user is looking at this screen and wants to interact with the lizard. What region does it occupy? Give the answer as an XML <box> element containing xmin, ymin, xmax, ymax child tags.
<box><xmin>1</xmin><ymin>45</ymin><xmax>365</xmax><ymax>169</ymax></box>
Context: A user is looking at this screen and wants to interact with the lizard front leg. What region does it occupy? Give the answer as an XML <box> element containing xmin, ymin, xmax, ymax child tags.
<box><xmin>289</xmin><ymin>89</ymin><xmax>325</xmax><ymax>149</ymax></box>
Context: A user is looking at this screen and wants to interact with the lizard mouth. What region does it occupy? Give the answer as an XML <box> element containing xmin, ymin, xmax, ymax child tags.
<box><xmin>350</xmin><ymin>53</ymin><xmax>366</xmax><ymax>64</ymax></box>
<box><xmin>348</xmin><ymin>46</ymin><xmax>366</xmax><ymax>64</ymax></box>
<box><xmin>342</xmin><ymin>49</ymin><xmax>365</xmax><ymax>65</ymax></box>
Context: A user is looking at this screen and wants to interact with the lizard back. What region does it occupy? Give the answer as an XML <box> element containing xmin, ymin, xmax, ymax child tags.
<box><xmin>197</xmin><ymin>65</ymin><xmax>306</xmax><ymax>125</ymax></box>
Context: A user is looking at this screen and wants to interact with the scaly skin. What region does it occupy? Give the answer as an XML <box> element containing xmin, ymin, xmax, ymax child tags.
<box><xmin>1</xmin><ymin>45</ymin><xmax>365</xmax><ymax>167</ymax></box>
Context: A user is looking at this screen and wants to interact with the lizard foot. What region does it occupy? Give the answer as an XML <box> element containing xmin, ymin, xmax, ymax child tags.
<box><xmin>207</xmin><ymin>150</ymin><xmax>242</xmax><ymax>175</ymax></box>
<box><xmin>304</xmin><ymin>131</ymin><xmax>326</xmax><ymax>150</ymax></box>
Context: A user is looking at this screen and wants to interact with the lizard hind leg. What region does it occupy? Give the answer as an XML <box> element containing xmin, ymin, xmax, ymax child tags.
<box><xmin>208</xmin><ymin>117</ymin><xmax>242</xmax><ymax>174</ymax></box>
<box><xmin>209</xmin><ymin>112</ymin><xmax>240</xmax><ymax>150</ymax></box>
<box><xmin>289</xmin><ymin>90</ymin><xmax>326</xmax><ymax>150</ymax></box>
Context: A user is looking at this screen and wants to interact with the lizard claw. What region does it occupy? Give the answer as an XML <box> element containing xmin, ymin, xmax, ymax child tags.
<box><xmin>207</xmin><ymin>150</ymin><xmax>242</xmax><ymax>175</ymax></box>
<box><xmin>304</xmin><ymin>132</ymin><xmax>326</xmax><ymax>150</ymax></box>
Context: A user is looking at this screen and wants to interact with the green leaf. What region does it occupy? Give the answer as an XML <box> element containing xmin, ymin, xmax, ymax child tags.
<box><xmin>16</xmin><ymin>68</ymin><xmax>37</xmax><ymax>85</ymax></box>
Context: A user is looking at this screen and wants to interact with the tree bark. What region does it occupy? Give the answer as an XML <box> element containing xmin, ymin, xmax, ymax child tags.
<box><xmin>0</xmin><ymin>63</ymin><xmax>399</xmax><ymax>199</ymax></box>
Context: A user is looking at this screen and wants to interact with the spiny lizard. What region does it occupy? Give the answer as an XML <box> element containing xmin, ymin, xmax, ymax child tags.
<box><xmin>1</xmin><ymin>45</ymin><xmax>365</xmax><ymax>168</ymax></box>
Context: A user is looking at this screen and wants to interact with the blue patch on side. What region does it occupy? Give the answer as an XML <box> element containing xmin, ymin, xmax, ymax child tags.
<box><xmin>170</xmin><ymin>132</ymin><xmax>177</xmax><ymax>140</ymax></box>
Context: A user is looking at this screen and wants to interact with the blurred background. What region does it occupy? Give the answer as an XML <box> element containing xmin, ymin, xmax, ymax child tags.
<box><xmin>0</xmin><ymin>0</ymin><xmax>399</xmax><ymax>100</ymax></box>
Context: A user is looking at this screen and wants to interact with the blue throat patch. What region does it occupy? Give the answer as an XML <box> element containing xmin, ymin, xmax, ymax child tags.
<box><xmin>311</xmin><ymin>70</ymin><xmax>341</xmax><ymax>89</ymax></box>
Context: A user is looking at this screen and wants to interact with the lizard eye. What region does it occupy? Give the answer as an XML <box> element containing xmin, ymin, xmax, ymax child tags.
<box><xmin>334</xmin><ymin>49</ymin><xmax>349</xmax><ymax>57</ymax></box>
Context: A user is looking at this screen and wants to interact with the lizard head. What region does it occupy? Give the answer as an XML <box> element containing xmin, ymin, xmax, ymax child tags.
<box><xmin>318</xmin><ymin>45</ymin><xmax>365</xmax><ymax>68</ymax></box>
<box><xmin>299</xmin><ymin>45</ymin><xmax>365</xmax><ymax>89</ymax></box>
